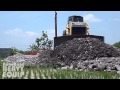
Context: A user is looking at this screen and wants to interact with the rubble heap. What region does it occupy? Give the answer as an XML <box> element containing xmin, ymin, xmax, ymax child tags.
<box><xmin>38</xmin><ymin>38</ymin><xmax>120</xmax><ymax>73</ymax></box>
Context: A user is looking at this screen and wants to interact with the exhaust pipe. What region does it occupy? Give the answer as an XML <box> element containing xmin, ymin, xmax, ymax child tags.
<box><xmin>55</xmin><ymin>11</ymin><xmax>57</xmax><ymax>37</ymax></box>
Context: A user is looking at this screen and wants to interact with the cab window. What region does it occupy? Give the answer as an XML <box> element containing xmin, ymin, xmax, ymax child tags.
<box><xmin>68</xmin><ymin>17</ymin><xmax>72</xmax><ymax>24</ymax></box>
<box><xmin>74</xmin><ymin>17</ymin><xmax>80</xmax><ymax>22</ymax></box>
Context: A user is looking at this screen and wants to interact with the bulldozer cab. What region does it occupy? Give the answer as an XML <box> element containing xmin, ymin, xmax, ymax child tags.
<box><xmin>68</xmin><ymin>16</ymin><xmax>83</xmax><ymax>23</ymax></box>
<box><xmin>66</xmin><ymin>16</ymin><xmax>88</xmax><ymax>35</ymax></box>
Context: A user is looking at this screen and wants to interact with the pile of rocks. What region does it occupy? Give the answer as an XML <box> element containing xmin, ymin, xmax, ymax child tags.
<box><xmin>38</xmin><ymin>38</ymin><xmax>120</xmax><ymax>73</ymax></box>
<box><xmin>4</xmin><ymin>53</ymin><xmax>39</xmax><ymax>66</ymax></box>
<box><xmin>67</xmin><ymin>57</ymin><xmax>120</xmax><ymax>73</ymax></box>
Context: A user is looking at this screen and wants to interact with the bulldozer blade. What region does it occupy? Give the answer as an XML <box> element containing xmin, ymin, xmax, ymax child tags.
<box><xmin>54</xmin><ymin>35</ymin><xmax>104</xmax><ymax>48</ymax></box>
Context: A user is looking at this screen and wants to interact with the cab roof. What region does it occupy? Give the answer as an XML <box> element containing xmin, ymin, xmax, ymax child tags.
<box><xmin>68</xmin><ymin>16</ymin><xmax>83</xmax><ymax>18</ymax></box>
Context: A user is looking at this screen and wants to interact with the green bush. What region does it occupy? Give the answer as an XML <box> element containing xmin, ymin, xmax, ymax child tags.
<box><xmin>0</xmin><ymin>55</ymin><xmax>5</xmax><ymax>61</ymax></box>
<box><xmin>113</xmin><ymin>41</ymin><xmax>120</xmax><ymax>48</ymax></box>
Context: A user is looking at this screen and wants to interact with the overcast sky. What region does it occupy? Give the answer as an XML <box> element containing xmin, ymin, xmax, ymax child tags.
<box><xmin>0</xmin><ymin>11</ymin><xmax>120</xmax><ymax>51</ymax></box>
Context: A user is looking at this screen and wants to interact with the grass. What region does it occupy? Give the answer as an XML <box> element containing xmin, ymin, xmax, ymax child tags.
<box><xmin>0</xmin><ymin>56</ymin><xmax>5</xmax><ymax>61</ymax></box>
<box><xmin>0</xmin><ymin>61</ymin><xmax>120</xmax><ymax>79</ymax></box>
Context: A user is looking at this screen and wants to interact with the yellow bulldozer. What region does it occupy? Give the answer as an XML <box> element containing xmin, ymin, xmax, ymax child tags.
<box><xmin>54</xmin><ymin>11</ymin><xmax>104</xmax><ymax>47</ymax></box>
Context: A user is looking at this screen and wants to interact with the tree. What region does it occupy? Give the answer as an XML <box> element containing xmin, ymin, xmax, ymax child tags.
<box><xmin>29</xmin><ymin>44</ymin><xmax>39</xmax><ymax>52</ymax></box>
<box><xmin>113</xmin><ymin>41</ymin><xmax>120</xmax><ymax>48</ymax></box>
<box><xmin>9</xmin><ymin>47</ymin><xmax>24</xmax><ymax>55</ymax></box>
<box><xmin>29</xmin><ymin>31</ymin><xmax>53</xmax><ymax>52</ymax></box>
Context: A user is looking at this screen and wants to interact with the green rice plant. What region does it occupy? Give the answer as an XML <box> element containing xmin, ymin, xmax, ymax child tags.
<box><xmin>0</xmin><ymin>62</ymin><xmax>120</xmax><ymax>79</ymax></box>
